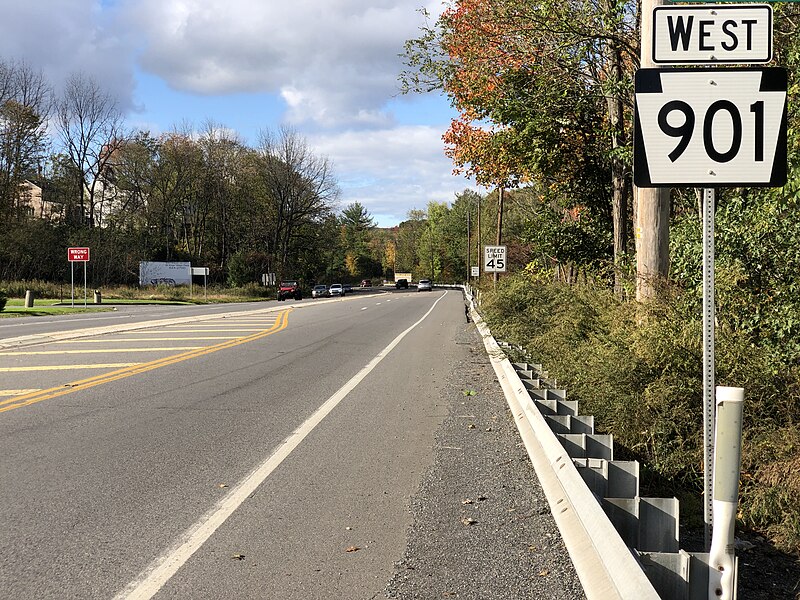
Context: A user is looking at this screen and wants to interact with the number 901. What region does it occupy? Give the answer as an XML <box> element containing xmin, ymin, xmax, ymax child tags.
<box><xmin>658</xmin><ymin>100</ymin><xmax>764</xmax><ymax>163</ymax></box>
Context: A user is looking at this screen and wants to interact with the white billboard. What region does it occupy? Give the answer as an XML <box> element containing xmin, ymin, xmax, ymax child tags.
<box><xmin>139</xmin><ymin>261</ymin><xmax>192</xmax><ymax>286</ymax></box>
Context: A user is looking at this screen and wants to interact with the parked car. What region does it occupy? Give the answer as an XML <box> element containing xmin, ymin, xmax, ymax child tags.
<box><xmin>360</xmin><ymin>279</ymin><xmax>372</xmax><ymax>288</ymax></box>
<box><xmin>329</xmin><ymin>283</ymin><xmax>343</xmax><ymax>296</ymax></box>
<box><xmin>417</xmin><ymin>279</ymin><xmax>432</xmax><ymax>291</ymax></box>
<box><xmin>343</xmin><ymin>283</ymin><xmax>353</xmax><ymax>294</ymax></box>
<box><xmin>312</xmin><ymin>284</ymin><xmax>328</xmax><ymax>298</ymax></box>
<box><xmin>395</xmin><ymin>278</ymin><xmax>408</xmax><ymax>289</ymax></box>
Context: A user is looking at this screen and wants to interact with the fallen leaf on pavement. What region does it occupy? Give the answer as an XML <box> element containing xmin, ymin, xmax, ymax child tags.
<box><xmin>346</xmin><ymin>546</ymin><xmax>360</xmax><ymax>553</ymax></box>
<box><xmin>461</xmin><ymin>517</ymin><xmax>478</xmax><ymax>526</ymax></box>
<box><xmin>231</xmin><ymin>554</ymin><xmax>245</xmax><ymax>560</ymax></box>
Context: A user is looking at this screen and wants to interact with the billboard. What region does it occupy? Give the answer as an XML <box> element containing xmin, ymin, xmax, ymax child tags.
<box><xmin>139</xmin><ymin>261</ymin><xmax>192</xmax><ymax>286</ymax></box>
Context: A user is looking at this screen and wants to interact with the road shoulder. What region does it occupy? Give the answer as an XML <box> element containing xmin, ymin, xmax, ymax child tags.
<box><xmin>385</xmin><ymin>320</ymin><xmax>586</xmax><ymax>599</ymax></box>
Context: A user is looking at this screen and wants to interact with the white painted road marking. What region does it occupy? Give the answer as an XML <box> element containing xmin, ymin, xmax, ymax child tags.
<box><xmin>115</xmin><ymin>291</ymin><xmax>449</xmax><ymax>600</ymax></box>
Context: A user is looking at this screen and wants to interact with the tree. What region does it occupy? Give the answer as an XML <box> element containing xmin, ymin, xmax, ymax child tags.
<box><xmin>0</xmin><ymin>60</ymin><xmax>49</xmax><ymax>222</ymax></box>
<box><xmin>256</xmin><ymin>127</ymin><xmax>338</xmax><ymax>278</ymax></box>
<box><xmin>402</xmin><ymin>0</ymin><xmax>639</xmax><ymax>290</ymax></box>
<box><xmin>53</xmin><ymin>72</ymin><xmax>126</xmax><ymax>227</ymax></box>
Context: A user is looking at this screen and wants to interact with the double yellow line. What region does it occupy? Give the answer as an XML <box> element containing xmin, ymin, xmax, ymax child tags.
<box><xmin>0</xmin><ymin>309</ymin><xmax>291</xmax><ymax>414</ymax></box>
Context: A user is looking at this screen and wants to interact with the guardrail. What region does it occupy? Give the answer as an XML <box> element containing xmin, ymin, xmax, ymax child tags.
<box><xmin>463</xmin><ymin>286</ymin><xmax>732</xmax><ymax>600</ymax></box>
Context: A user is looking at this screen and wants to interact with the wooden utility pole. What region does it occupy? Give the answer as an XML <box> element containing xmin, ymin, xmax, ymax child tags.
<box><xmin>476</xmin><ymin>195</ymin><xmax>481</xmax><ymax>283</ymax></box>
<box><xmin>494</xmin><ymin>187</ymin><xmax>504</xmax><ymax>286</ymax></box>
<box><xmin>466</xmin><ymin>205</ymin><xmax>471</xmax><ymax>282</ymax></box>
<box><xmin>635</xmin><ymin>0</ymin><xmax>671</xmax><ymax>301</ymax></box>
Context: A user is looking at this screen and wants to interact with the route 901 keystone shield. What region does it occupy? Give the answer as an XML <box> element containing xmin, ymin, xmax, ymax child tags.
<box><xmin>634</xmin><ymin>67</ymin><xmax>787</xmax><ymax>188</ymax></box>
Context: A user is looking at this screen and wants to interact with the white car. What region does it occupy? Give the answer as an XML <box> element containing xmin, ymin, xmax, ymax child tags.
<box><xmin>417</xmin><ymin>279</ymin><xmax>432</xmax><ymax>291</ymax></box>
<box><xmin>329</xmin><ymin>283</ymin><xmax>343</xmax><ymax>296</ymax></box>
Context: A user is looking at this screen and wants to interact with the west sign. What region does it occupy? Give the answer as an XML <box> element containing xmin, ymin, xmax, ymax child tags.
<box><xmin>653</xmin><ymin>4</ymin><xmax>772</xmax><ymax>64</ymax></box>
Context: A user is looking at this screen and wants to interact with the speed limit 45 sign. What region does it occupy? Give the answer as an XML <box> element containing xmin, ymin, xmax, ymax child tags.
<box><xmin>484</xmin><ymin>245</ymin><xmax>507</xmax><ymax>272</ymax></box>
<box><xmin>634</xmin><ymin>67</ymin><xmax>787</xmax><ymax>188</ymax></box>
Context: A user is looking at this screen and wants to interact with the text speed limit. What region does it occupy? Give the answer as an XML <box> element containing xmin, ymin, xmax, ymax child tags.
<box><xmin>484</xmin><ymin>245</ymin><xmax>507</xmax><ymax>272</ymax></box>
<box><xmin>634</xmin><ymin>68</ymin><xmax>787</xmax><ymax>188</ymax></box>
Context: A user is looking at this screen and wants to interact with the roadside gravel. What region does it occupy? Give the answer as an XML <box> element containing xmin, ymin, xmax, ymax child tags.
<box><xmin>385</xmin><ymin>321</ymin><xmax>586</xmax><ymax>599</ymax></box>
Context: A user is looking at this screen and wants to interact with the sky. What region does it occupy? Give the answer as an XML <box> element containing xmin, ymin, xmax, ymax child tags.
<box><xmin>0</xmin><ymin>0</ymin><xmax>476</xmax><ymax>227</ymax></box>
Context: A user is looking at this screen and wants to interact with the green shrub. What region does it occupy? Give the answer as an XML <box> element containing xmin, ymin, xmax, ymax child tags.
<box><xmin>480</xmin><ymin>271</ymin><xmax>800</xmax><ymax>553</ymax></box>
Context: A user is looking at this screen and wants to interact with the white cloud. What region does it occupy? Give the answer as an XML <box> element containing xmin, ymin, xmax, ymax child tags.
<box><xmin>127</xmin><ymin>0</ymin><xmax>445</xmax><ymax>127</ymax></box>
<box><xmin>308</xmin><ymin>125</ymin><xmax>478</xmax><ymax>226</ymax></box>
<box><xmin>0</xmin><ymin>1</ymin><xmax>471</xmax><ymax>227</ymax></box>
<box><xmin>0</xmin><ymin>0</ymin><xmax>136</xmax><ymax>107</ymax></box>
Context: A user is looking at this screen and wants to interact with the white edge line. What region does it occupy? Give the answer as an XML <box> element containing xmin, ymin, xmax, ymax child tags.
<box><xmin>116</xmin><ymin>291</ymin><xmax>449</xmax><ymax>600</ymax></box>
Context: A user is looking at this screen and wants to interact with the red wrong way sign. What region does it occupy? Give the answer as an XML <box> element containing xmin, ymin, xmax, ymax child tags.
<box><xmin>68</xmin><ymin>247</ymin><xmax>90</xmax><ymax>262</ymax></box>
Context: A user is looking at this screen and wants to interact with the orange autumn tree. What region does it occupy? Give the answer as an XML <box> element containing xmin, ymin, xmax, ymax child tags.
<box><xmin>402</xmin><ymin>0</ymin><xmax>640</xmax><ymax>287</ymax></box>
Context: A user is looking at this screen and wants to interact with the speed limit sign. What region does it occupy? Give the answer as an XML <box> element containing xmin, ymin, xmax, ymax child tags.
<box><xmin>634</xmin><ymin>67</ymin><xmax>787</xmax><ymax>188</ymax></box>
<box><xmin>484</xmin><ymin>245</ymin><xmax>507</xmax><ymax>272</ymax></box>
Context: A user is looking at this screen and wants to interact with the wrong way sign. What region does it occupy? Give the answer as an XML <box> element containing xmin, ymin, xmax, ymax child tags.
<box><xmin>634</xmin><ymin>67</ymin><xmax>787</xmax><ymax>188</ymax></box>
<box><xmin>68</xmin><ymin>247</ymin><xmax>90</xmax><ymax>262</ymax></box>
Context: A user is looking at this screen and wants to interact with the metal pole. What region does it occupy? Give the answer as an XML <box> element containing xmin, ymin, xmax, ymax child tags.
<box><xmin>709</xmin><ymin>386</ymin><xmax>744</xmax><ymax>600</ymax></box>
<box><xmin>83</xmin><ymin>261</ymin><xmax>87</xmax><ymax>308</ymax></box>
<box><xmin>71</xmin><ymin>262</ymin><xmax>75</xmax><ymax>308</ymax></box>
<box><xmin>702</xmin><ymin>187</ymin><xmax>716</xmax><ymax>550</ymax></box>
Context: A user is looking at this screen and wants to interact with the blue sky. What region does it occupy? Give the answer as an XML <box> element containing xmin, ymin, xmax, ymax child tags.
<box><xmin>0</xmin><ymin>0</ymin><xmax>476</xmax><ymax>227</ymax></box>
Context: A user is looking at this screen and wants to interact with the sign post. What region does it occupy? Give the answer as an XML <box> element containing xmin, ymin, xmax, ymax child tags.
<box><xmin>67</xmin><ymin>247</ymin><xmax>90</xmax><ymax>308</ymax></box>
<box><xmin>191</xmin><ymin>267</ymin><xmax>209</xmax><ymax>300</ymax></box>
<box><xmin>636</xmin><ymin>6</ymin><xmax>786</xmax><ymax>582</ymax></box>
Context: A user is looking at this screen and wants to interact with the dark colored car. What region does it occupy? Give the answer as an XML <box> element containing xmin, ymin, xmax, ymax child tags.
<box><xmin>277</xmin><ymin>280</ymin><xmax>302</xmax><ymax>301</ymax></box>
<box><xmin>395</xmin><ymin>278</ymin><xmax>408</xmax><ymax>289</ymax></box>
<box><xmin>360</xmin><ymin>279</ymin><xmax>372</xmax><ymax>288</ymax></box>
<box><xmin>343</xmin><ymin>284</ymin><xmax>353</xmax><ymax>294</ymax></box>
<box><xmin>312</xmin><ymin>284</ymin><xmax>328</xmax><ymax>298</ymax></box>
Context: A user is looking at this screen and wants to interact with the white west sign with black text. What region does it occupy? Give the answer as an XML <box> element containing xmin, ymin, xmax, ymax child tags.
<box><xmin>634</xmin><ymin>68</ymin><xmax>787</xmax><ymax>188</ymax></box>
<box><xmin>653</xmin><ymin>4</ymin><xmax>772</xmax><ymax>64</ymax></box>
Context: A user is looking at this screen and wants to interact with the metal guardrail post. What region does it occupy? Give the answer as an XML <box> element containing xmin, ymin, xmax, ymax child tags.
<box><xmin>709</xmin><ymin>386</ymin><xmax>744</xmax><ymax>600</ymax></box>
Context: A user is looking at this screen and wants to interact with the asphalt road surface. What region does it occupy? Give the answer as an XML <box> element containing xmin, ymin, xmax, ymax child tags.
<box><xmin>0</xmin><ymin>289</ymin><xmax>471</xmax><ymax>598</ymax></box>
<box><xmin>0</xmin><ymin>289</ymin><xmax>586</xmax><ymax>600</ymax></box>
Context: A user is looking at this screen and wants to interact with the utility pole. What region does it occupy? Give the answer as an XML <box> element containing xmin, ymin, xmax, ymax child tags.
<box><xmin>494</xmin><ymin>187</ymin><xmax>504</xmax><ymax>286</ymax></box>
<box><xmin>635</xmin><ymin>0</ymin><xmax>670</xmax><ymax>301</ymax></box>
<box><xmin>466</xmin><ymin>205</ymin><xmax>471</xmax><ymax>282</ymax></box>
<box><xmin>476</xmin><ymin>194</ymin><xmax>481</xmax><ymax>284</ymax></box>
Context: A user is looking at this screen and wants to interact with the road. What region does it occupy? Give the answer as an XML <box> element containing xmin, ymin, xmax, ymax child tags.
<box><xmin>0</xmin><ymin>288</ymin><xmax>467</xmax><ymax>599</ymax></box>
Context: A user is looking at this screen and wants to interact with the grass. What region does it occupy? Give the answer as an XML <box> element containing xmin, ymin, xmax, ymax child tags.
<box><xmin>0</xmin><ymin>305</ymin><xmax>115</xmax><ymax>317</ymax></box>
<box><xmin>0</xmin><ymin>281</ymin><xmax>275</xmax><ymax>317</ymax></box>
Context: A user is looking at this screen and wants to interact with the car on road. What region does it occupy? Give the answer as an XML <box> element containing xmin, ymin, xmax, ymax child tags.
<box><xmin>278</xmin><ymin>280</ymin><xmax>302</xmax><ymax>301</ymax></box>
<box><xmin>312</xmin><ymin>284</ymin><xmax>328</xmax><ymax>298</ymax></box>
<box><xmin>329</xmin><ymin>283</ymin><xmax>343</xmax><ymax>296</ymax></box>
<box><xmin>343</xmin><ymin>283</ymin><xmax>353</xmax><ymax>294</ymax></box>
<box><xmin>417</xmin><ymin>279</ymin><xmax>432</xmax><ymax>292</ymax></box>
<box><xmin>360</xmin><ymin>279</ymin><xmax>372</xmax><ymax>288</ymax></box>
<box><xmin>395</xmin><ymin>278</ymin><xmax>408</xmax><ymax>289</ymax></box>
